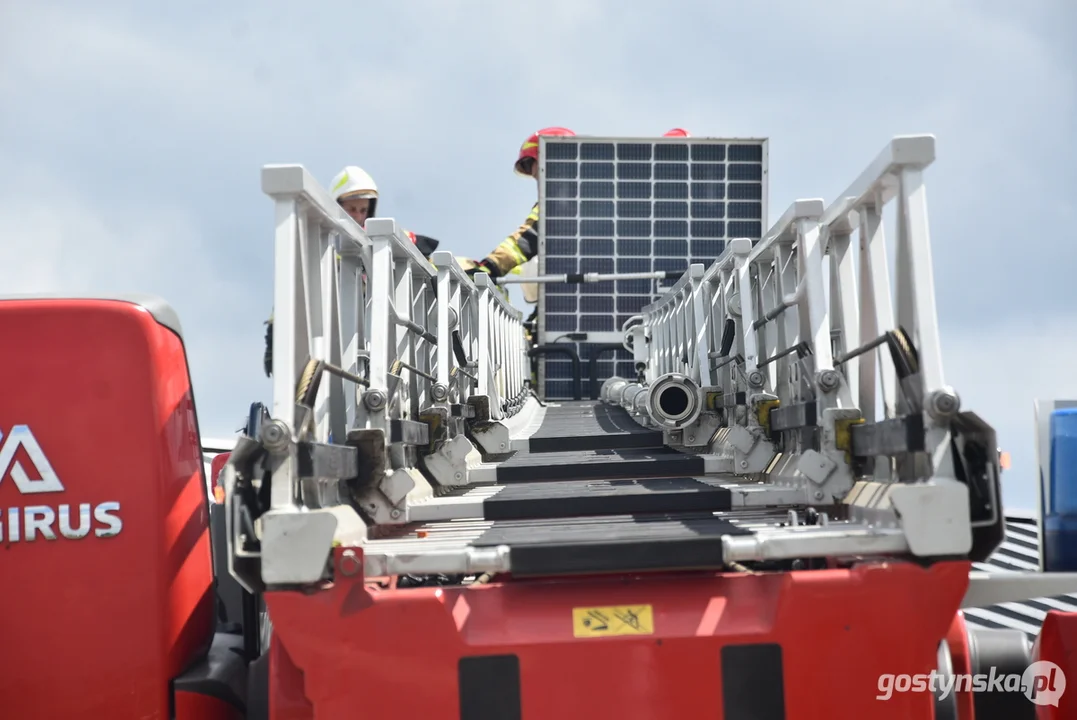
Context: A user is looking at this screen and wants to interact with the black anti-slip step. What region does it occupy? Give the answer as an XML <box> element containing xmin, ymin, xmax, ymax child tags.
<box><xmin>482</xmin><ymin>476</ymin><xmax>733</xmax><ymax>521</ymax></box>
<box><xmin>496</xmin><ymin>446</ymin><xmax>705</xmax><ymax>483</ymax></box>
<box><xmin>522</xmin><ymin>401</ymin><xmax>664</xmax><ymax>454</ymax></box>
<box><xmin>469</xmin><ymin>512</ymin><xmax>751</xmax><ymax>576</ymax></box>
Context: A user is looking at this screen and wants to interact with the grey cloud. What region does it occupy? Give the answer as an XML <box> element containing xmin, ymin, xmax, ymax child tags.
<box><xmin>1</xmin><ymin>0</ymin><xmax>1073</xmax><ymax>510</ymax></box>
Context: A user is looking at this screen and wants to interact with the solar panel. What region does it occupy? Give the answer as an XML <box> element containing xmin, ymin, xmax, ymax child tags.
<box><xmin>536</xmin><ymin>135</ymin><xmax>769</xmax><ymax>400</ymax></box>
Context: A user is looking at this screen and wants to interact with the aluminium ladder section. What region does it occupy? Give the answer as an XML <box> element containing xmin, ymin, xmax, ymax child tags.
<box><xmin>255</xmin><ymin>162</ymin><xmax>791</xmax><ymax>582</ymax></box>
<box><xmin>358</xmin><ymin>133</ymin><xmax>977</xmax><ymax>580</ymax></box>
<box><xmin>254</xmin><ymin>135</ymin><xmax>1007</xmax><ymax>585</ymax></box>
<box><xmin>405</xmin><ymin>400</ymin><xmax>804</xmax><ymax>520</ymax></box>
<box><xmin>376</xmin><ymin>398</ymin><xmax>795</xmax><ymax>577</ymax></box>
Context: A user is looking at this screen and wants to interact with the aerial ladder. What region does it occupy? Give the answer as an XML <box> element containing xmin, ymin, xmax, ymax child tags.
<box><xmin>227</xmin><ymin>131</ymin><xmax>1077</xmax><ymax>718</ymax></box>
<box><xmin>2</xmin><ymin>132</ymin><xmax>1076</xmax><ymax>719</ymax></box>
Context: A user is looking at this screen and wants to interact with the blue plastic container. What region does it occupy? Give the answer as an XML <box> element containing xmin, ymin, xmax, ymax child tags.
<box><xmin>1045</xmin><ymin>408</ymin><xmax>1077</xmax><ymax>571</ymax></box>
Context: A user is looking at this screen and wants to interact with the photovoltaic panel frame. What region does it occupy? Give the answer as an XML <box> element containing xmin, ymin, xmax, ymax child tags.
<box><xmin>536</xmin><ymin>134</ymin><xmax>769</xmax><ymax>401</ymax></box>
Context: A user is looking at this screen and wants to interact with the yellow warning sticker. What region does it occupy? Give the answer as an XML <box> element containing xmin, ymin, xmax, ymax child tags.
<box><xmin>572</xmin><ymin>605</ymin><xmax>654</xmax><ymax>638</ymax></box>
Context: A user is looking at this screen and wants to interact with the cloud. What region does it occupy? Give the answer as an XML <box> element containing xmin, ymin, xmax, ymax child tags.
<box><xmin>0</xmin><ymin>152</ymin><xmax>271</xmax><ymax>439</ymax></box>
<box><xmin>0</xmin><ymin>0</ymin><xmax>1073</xmax><ymax>515</ymax></box>
<box><xmin>942</xmin><ymin>314</ymin><xmax>1077</xmax><ymax>512</ymax></box>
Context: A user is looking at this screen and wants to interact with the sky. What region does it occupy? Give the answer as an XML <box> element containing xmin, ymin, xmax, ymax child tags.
<box><xmin>1</xmin><ymin>0</ymin><xmax>1074</xmax><ymax>513</ymax></box>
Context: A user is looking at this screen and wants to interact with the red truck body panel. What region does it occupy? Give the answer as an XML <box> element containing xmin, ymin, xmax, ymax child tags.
<box><xmin>7</xmin><ymin>299</ymin><xmax>1077</xmax><ymax>719</ymax></box>
<box><xmin>263</xmin><ymin>548</ymin><xmax>970</xmax><ymax>719</ymax></box>
<box><xmin>0</xmin><ymin>298</ymin><xmax>215</xmax><ymax>719</ymax></box>
<box><xmin>1031</xmin><ymin>610</ymin><xmax>1077</xmax><ymax>719</ymax></box>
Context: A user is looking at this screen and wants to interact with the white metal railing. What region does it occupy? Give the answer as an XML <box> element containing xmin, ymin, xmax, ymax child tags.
<box><xmin>624</xmin><ymin>137</ymin><xmax>957</xmax><ymax>468</ymax></box>
<box><xmin>605</xmin><ymin>134</ymin><xmax>998</xmax><ymax>564</ymax></box>
<box><xmin>231</xmin><ymin>164</ymin><xmax>537</xmax><ymax>586</ymax></box>
<box><xmin>430</xmin><ymin>251</ymin><xmax>481</xmax><ymax>408</ymax></box>
<box><xmin>626</xmin><ymin>199</ymin><xmax>828</xmax><ymax>427</ymax></box>
<box><xmin>253</xmin><ymin>165</ymin><xmax>531</xmax><ymax>550</ymax></box>
<box><xmin>620</xmin><ymin>222</ymin><xmax>806</xmax><ymax>434</ymax></box>
<box><xmin>427</xmin><ymin>252</ymin><xmax>530</xmax><ymax>420</ymax></box>
<box><xmin>358</xmin><ymin>217</ymin><xmax>439</xmax><ymax>438</ymax></box>
<box><xmin>263</xmin><ymin>164</ymin><xmax>371</xmax><ymax>451</ymax></box>
<box><xmin>260</xmin><ymin>166</ymin><xmax>531</xmax><ymax>454</ymax></box>
<box><xmin>474</xmin><ymin>272</ymin><xmax>529</xmax><ymax>420</ymax></box>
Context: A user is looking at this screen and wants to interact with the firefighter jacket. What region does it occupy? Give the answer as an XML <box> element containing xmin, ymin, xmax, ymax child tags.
<box><xmin>484</xmin><ymin>202</ymin><xmax>539</xmax><ymax>276</ymax></box>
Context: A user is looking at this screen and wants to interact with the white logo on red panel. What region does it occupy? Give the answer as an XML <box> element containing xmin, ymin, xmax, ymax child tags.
<box><xmin>0</xmin><ymin>425</ymin><xmax>122</xmax><ymax>542</ymax></box>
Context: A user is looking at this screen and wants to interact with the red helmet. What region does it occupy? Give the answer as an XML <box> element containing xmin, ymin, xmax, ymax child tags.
<box><xmin>514</xmin><ymin>126</ymin><xmax>576</xmax><ymax>176</ymax></box>
<box><xmin>664</xmin><ymin>128</ymin><xmax>690</xmax><ymax>137</ymax></box>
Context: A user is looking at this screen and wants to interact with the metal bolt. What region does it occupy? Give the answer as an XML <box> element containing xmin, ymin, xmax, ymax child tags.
<box><xmin>499</xmin><ymin>443</ymin><xmax>506</xmax><ymax>450</ymax></box>
<box><xmin>431</xmin><ymin>383</ymin><xmax>449</xmax><ymax>401</ymax></box>
<box><xmin>260</xmin><ymin>420</ymin><xmax>289</xmax><ymax>452</ymax></box>
<box><xmin>454</xmin><ymin>472</ymin><xmax>463</xmax><ymax>481</ymax></box>
<box><xmin>390</xmin><ymin>509</ymin><xmax>402</xmax><ymax>519</ymax></box>
<box><xmin>687</xmin><ymin>436</ymin><xmax>695</xmax><ymax>443</ymax></box>
<box><xmin>817</xmin><ymin>370</ymin><xmax>841</xmax><ymax>392</ymax></box>
<box><xmin>748</xmin><ymin>370</ymin><xmax>765</xmax><ymax>388</ymax></box>
<box><xmin>340</xmin><ymin>549</ymin><xmax>362</xmax><ymax>577</ymax></box>
<box><xmin>929</xmin><ymin>388</ymin><xmax>961</xmax><ymax>418</ymax></box>
<box><xmin>740</xmin><ymin>461</ymin><xmax>748</xmax><ymax>468</ymax></box>
<box><xmin>814</xmin><ymin>491</ymin><xmax>824</xmax><ymax>500</ymax></box>
<box><xmin>364</xmin><ymin>388</ymin><xmax>387</xmax><ymax>411</ymax></box>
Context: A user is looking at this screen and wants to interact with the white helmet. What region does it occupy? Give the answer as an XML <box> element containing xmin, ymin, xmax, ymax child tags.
<box><xmin>329</xmin><ymin>165</ymin><xmax>378</xmax><ymax>217</ymax></box>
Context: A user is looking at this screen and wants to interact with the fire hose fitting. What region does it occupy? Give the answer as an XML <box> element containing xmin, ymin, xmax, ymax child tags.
<box><xmin>645</xmin><ymin>373</ymin><xmax>703</xmax><ymax>430</ymax></box>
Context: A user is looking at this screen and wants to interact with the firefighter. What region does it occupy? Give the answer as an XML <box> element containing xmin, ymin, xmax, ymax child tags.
<box><xmin>465</xmin><ymin>127</ymin><xmax>576</xmax><ymax>280</ymax></box>
<box><xmin>331</xmin><ymin>164</ymin><xmax>378</xmax><ymax>227</ymax></box>
<box><xmin>329</xmin><ymin>165</ymin><xmax>441</xmax><ymax>256</ymax></box>
<box><xmin>464</xmin><ymin>127</ymin><xmax>686</xmax><ymax>281</ymax></box>
<box><xmin>454</xmin><ymin>256</ymin><xmax>515</xmax><ymax>303</ymax></box>
<box><xmin>264</xmin><ymin>164</ymin><xmax>442</xmax><ymax>377</ymax></box>
<box><xmin>462</xmin><ymin>128</ymin><xmax>574</xmax><ymax>386</ymax></box>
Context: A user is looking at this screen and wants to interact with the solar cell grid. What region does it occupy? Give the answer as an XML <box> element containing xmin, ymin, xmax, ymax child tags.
<box><xmin>536</xmin><ymin>135</ymin><xmax>768</xmax><ymax>400</ymax></box>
